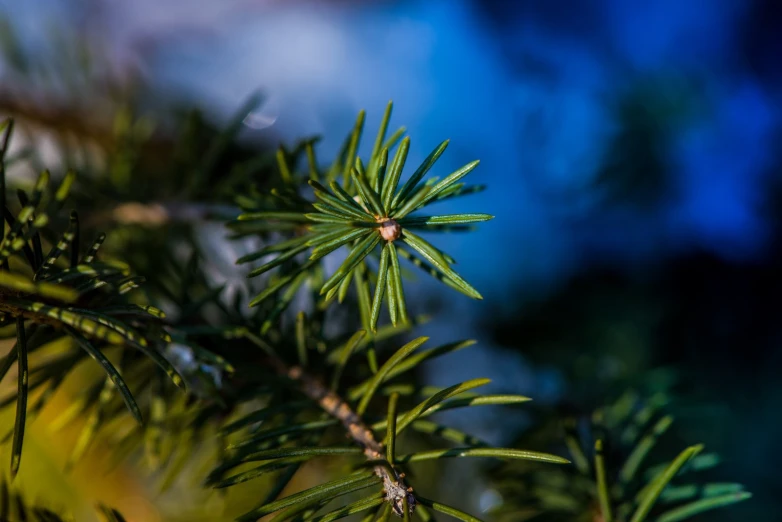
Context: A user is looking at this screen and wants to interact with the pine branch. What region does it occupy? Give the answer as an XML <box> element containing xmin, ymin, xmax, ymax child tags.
<box><xmin>217</xmin><ymin>324</ymin><xmax>568</xmax><ymax>522</ymax></box>
<box><xmin>233</xmin><ymin>102</ymin><xmax>492</xmax><ymax>331</ymax></box>
<box><xmin>490</xmin><ymin>390</ymin><xmax>750</xmax><ymax>522</ymax></box>
<box><xmin>0</xmin><ymin>67</ymin><xmax>753</xmax><ymax>522</ymax></box>
<box><xmin>0</xmin><ymin>118</ymin><xmax>184</xmax><ymax>475</ymax></box>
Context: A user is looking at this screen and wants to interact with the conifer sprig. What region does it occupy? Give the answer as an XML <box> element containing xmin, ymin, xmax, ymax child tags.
<box><xmin>0</xmin><ymin>118</ymin><xmax>182</xmax><ymax>477</ymax></box>
<box><xmin>211</xmin><ymin>319</ymin><xmax>568</xmax><ymax>521</ymax></box>
<box><xmin>232</xmin><ymin>102</ymin><xmax>492</xmax><ymax>332</ymax></box>
<box><xmin>490</xmin><ymin>392</ymin><xmax>751</xmax><ymax>522</ymax></box>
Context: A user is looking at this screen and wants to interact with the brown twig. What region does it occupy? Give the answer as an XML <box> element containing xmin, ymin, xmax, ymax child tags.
<box><xmin>270</xmin><ymin>356</ymin><xmax>417</xmax><ymax>517</ymax></box>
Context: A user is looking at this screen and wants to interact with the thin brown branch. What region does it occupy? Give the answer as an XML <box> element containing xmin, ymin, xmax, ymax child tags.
<box><xmin>272</xmin><ymin>357</ymin><xmax>417</xmax><ymax>517</ymax></box>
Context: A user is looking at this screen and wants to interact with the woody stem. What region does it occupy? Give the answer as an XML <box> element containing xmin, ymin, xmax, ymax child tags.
<box><xmin>268</xmin><ymin>356</ymin><xmax>416</xmax><ymax>515</ymax></box>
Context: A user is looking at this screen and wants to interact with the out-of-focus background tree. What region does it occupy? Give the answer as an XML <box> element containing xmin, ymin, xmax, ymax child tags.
<box><xmin>0</xmin><ymin>0</ymin><xmax>780</xmax><ymax>520</ymax></box>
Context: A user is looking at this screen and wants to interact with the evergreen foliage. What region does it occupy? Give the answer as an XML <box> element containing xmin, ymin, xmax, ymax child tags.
<box><xmin>0</xmin><ymin>98</ymin><xmax>751</xmax><ymax>522</ymax></box>
<box><xmin>0</xmin><ymin>119</ymin><xmax>183</xmax><ymax>479</ymax></box>
<box><xmin>232</xmin><ymin>102</ymin><xmax>491</xmax><ymax>332</ymax></box>
<box><xmin>490</xmin><ymin>390</ymin><xmax>750</xmax><ymax>522</ymax></box>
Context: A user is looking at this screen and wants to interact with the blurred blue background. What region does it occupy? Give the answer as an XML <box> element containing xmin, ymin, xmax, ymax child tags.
<box><xmin>1</xmin><ymin>0</ymin><xmax>781</xmax><ymax>519</ymax></box>
<box><xmin>2</xmin><ymin>0</ymin><xmax>779</xmax><ymax>294</ymax></box>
